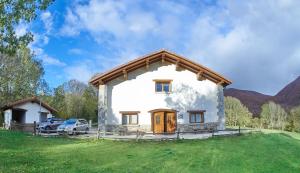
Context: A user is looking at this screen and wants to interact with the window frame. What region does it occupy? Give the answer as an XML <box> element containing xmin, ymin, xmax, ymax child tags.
<box><xmin>188</xmin><ymin>110</ymin><xmax>205</xmax><ymax>123</ymax></box>
<box><xmin>120</xmin><ymin>111</ymin><xmax>140</xmax><ymax>125</ymax></box>
<box><xmin>153</xmin><ymin>79</ymin><xmax>172</xmax><ymax>93</ymax></box>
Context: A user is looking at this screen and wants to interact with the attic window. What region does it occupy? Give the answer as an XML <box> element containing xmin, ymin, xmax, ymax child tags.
<box><xmin>153</xmin><ymin>79</ymin><xmax>172</xmax><ymax>93</ymax></box>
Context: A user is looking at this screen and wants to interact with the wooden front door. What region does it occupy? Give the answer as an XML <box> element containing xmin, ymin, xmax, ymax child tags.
<box><xmin>166</xmin><ymin>112</ymin><xmax>176</xmax><ymax>133</ymax></box>
<box><xmin>153</xmin><ymin>112</ymin><xmax>164</xmax><ymax>133</ymax></box>
<box><xmin>152</xmin><ymin>111</ymin><xmax>177</xmax><ymax>134</ymax></box>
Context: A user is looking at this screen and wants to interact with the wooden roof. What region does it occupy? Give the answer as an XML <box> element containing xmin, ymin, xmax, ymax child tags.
<box><xmin>1</xmin><ymin>97</ymin><xmax>57</xmax><ymax>113</ymax></box>
<box><xmin>89</xmin><ymin>50</ymin><xmax>232</xmax><ymax>87</ymax></box>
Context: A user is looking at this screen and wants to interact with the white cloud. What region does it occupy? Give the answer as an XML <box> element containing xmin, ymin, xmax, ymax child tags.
<box><xmin>42</xmin><ymin>55</ymin><xmax>66</xmax><ymax>66</ymax></box>
<box><xmin>60</xmin><ymin>8</ymin><xmax>81</xmax><ymax>36</ymax></box>
<box><xmin>41</xmin><ymin>11</ymin><xmax>53</xmax><ymax>34</ymax></box>
<box><xmin>64</xmin><ymin>63</ymin><xmax>94</xmax><ymax>83</ymax></box>
<box><xmin>68</xmin><ymin>48</ymin><xmax>84</xmax><ymax>55</ymax></box>
<box><xmin>59</xmin><ymin>0</ymin><xmax>300</xmax><ymax>95</ymax></box>
<box><xmin>31</xmin><ymin>46</ymin><xmax>66</xmax><ymax>67</ymax></box>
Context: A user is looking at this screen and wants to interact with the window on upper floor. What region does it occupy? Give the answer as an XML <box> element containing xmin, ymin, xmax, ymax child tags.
<box><xmin>153</xmin><ymin>79</ymin><xmax>172</xmax><ymax>93</ymax></box>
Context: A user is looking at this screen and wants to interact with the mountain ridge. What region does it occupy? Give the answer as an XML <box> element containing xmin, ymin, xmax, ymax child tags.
<box><xmin>224</xmin><ymin>76</ymin><xmax>300</xmax><ymax>116</ymax></box>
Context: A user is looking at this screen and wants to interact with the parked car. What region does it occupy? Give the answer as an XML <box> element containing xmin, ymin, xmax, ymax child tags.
<box><xmin>57</xmin><ymin>118</ymin><xmax>89</xmax><ymax>135</ymax></box>
<box><xmin>37</xmin><ymin>118</ymin><xmax>65</xmax><ymax>133</ymax></box>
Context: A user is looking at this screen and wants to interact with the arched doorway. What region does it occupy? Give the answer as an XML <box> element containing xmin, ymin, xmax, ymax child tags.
<box><xmin>149</xmin><ymin>109</ymin><xmax>177</xmax><ymax>134</ymax></box>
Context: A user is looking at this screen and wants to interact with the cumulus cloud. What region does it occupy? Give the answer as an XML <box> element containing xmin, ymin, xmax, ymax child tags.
<box><xmin>68</xmin><ymin>48</ymin><xmax>84</xmax><ymax>55</ymax></box>
<box><xmin>64</xmin><ymin>64</ymin><xmax>94</xmax><ymax>82</ymax></box>
<box><xmin>31</xmin><ymin>46</ymin><xmax>66</xmax><ymax>67</ymax></box>
<box><xmin>41</xmin><ymin>11</ymin><xmax>53</xmax><ymax>34</ymax></box>
<box><xmin>60</xmin><ymin>0</ymin><xmax>300</xmax><ymax>95</ymax></box>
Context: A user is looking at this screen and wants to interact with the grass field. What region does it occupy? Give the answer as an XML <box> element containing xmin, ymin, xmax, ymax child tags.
<box><xmin>0</xmin><ymin>130</ymin><xmax>300</xmax><ymax>173</ymax></box>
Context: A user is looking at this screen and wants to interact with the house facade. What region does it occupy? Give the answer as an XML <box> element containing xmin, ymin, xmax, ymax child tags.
<box><xmin>90</xmin><ymin>50</ymin><xmax>231</xmax><ymax>134</ymax></box>
<box><xmin>2</xmin><ymin>97</ymin><xmax>56</xmax><ymax>130</ymax></box>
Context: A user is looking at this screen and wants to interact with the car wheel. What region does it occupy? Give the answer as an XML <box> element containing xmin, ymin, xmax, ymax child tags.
<box><xmin>73</xmin><ymin>128</ymin><xmax>77</xmax><ymax>135</ymax></box>
<box><xmin>85</xmin><ymin>128</ymin><xmax>89</xmax><ymax>134</ymax></box>
<box><xmin>45</xmin><ymin>126</ymin><xmax>51</xmax><ymax>134</ymax></box>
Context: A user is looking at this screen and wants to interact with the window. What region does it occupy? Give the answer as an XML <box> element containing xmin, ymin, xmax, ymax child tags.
<box><xmin>188</xmin><ymin>111</ymin><xmax>205</xmax><ymax>123</ymax></box>
<box><xmin>79</xmin><ymin>120</ymin><xmax>88</xmax><ymax>124</ymax></box>
<box><xmin>155</xmin><ymin>116</ymin><xmax>160</xmax><ymax>124</ymax></box>
<box><xmin>154</xmin><ymin>79</ymin><xmax>172</xmax><ymax>93</ymax></box>
<box><xmin>120</xmin><ymin>111</ymin><xmax>140</xmax><ymax>125</ymax></box>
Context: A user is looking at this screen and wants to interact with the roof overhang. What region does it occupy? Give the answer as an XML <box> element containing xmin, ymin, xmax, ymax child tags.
<box><xmin>1</xmin><ymin>97</ymin><xmax>57</xmax><ymax>113</ymax></box>
<box><xmin>89</xmin><ymin>50</ymin><xmax>232</xmax><ymax>87</ymax></box>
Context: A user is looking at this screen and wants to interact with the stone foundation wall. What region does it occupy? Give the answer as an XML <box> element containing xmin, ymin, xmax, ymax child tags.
<box><xmin>103</xmin><ymin>122</ymin><xmax>219</xmax><ymax>134</ymax></box>
<box><xmin>105</xmin><ymin>124</ymin><xmax>151</xmax><ymax>134</ymax></box>
<box><xmin>177</xmin><ymin>122</ymin><xmax>219</xmax><ymax>132</ymax></box>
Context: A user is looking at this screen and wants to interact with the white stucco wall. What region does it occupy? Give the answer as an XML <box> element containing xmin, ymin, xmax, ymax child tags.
<box><xmin>103</xmin><ymin>62</ymin><xmax>224</xmax><ymax>128</ymax></box>
<box><xmin>14</xmin><ymin>102</ymin><xmax>52</xmax><ymax>123</ymax></box>
<box><xmin>4</xmin><ymin>102</ymin><xmax>53</xmax><ymax>128</ymax></box>
<box><xmin>4</xmin><ymin>109</ymin><xmax>12</xmax><ymax>128</ymax></box>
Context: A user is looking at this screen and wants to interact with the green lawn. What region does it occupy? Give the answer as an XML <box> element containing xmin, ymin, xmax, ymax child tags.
<box><xmin>0</xmin><ymin>130</ymin><xmax>300</xmax><ymax>173</ymax></box>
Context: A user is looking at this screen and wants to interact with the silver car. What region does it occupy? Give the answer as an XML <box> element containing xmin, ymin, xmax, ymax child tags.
<box><xmin>57</xmin><ymin>118</ymin><xmax>89</xmax><ymax>135</ymax></box>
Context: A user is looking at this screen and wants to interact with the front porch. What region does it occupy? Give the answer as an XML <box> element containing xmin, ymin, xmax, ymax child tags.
<box><xmin>68</xmin><ymin>129</ymin><xmax>241</xmax><ymax>141</ymax></box>
<box><xmin>102</xmin><ymin>122</ymin><xmax>219</xmax><ymax>136</ymax></box>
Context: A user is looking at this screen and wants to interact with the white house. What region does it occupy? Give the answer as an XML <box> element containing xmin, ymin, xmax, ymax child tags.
<box><xmin>2</xmin><ymin>97</ymin><xmax>56</xmax><ymax>130</ymax></box>
<box><xmin>90</xmin><ymin>50</ymin><xmax>232</xmax><ymax>134</ymax></box>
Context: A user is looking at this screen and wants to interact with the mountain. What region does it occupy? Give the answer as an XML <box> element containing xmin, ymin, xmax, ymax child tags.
<box><xmin>224</xmin><ymin>76</ymin><xmax>300</xmax><ymax>116</ymax></box>
<box><xmin>273</xmin><ymin>76</ymin><xmax>300</xmax><ymax>109</ymax></box>
<box><xmin>224</xmin><ymin>88</ymin><xmax>272</xmax><ymax>117</ymax></box>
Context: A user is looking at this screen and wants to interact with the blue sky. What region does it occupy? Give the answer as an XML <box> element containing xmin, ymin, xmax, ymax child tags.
<box><xmin>21</xmin><ymin>0</ymin><xmax>300</xmax><ymax>95</ymax></box>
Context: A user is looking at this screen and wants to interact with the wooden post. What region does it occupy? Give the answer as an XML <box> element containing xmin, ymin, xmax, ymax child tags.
<box><xmin>33</xmin><ymin>121</ymin><xmax>36</xmax><ymax>136</ymax></box>
<box><xmin>136</xmin><ymin>130</ymin><xmax>139</xmax><ymax>142</ymax></box>
<box><xmin>238</xmin><ymin>125</ymin><xmax>241</xmax><ymax>135</ymax></box>
<box><xmin>97</xmin><ymin>128</ymin><xmax>100</xmax><ymax>140</ymax></box>
<box><xmin>89</xmin><ymin>120</ymin><xmax>92</xmax><ymax>128</ymax></box>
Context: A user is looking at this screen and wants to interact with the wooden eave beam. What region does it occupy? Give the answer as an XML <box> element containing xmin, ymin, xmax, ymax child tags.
<box><xmin>197</xmin><ymin>71</ymin><xmax>206</xmax><ymax>81</ymax></box>
<box><xmin>175</xmin><ymin>60</ymin><xmax>180</xmax><ymax>70</ymax></box>
<box><xmin>166</xmin><ymin>53</ymin><xmax>230</xmax><ymax>84</ymax></box>
<box><xmin>123</xmin><ymin>69</ymin><xmax>127</xmax><ymax>80</ymax></box>
<box><xmin>162</xmin><ymin>53</ymin><xmax>165</xmax><ymax>63</ymax></box>
<box><xmin>218</xmin><ymin>80</ymin><xmax>224</xmax><ymax>85</ymax></box>
<box><xmin>146</xmin><ymin>58</ymin><xmax>150</xmax><ymax>70</ymax></box>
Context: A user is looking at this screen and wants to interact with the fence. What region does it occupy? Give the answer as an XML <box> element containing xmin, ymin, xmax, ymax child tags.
<box><xmin>6</xmin><ymin>121</ymin><xmax>247</xmax><ymax>141</ymax></box>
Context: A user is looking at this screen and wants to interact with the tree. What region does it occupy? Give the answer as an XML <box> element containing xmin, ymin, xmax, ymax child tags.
<box><xmin>82</xmin><ymin>86</ymin><xmax>98</xmax><ymax>122</ymax></box>
<box><xmin>51</xmin><ymin>80</ymin><xmax>98</xmax><ymax>121</ymax></box>
<box><xmin>224</xmin><ymin>96</ymin><xmax>252</xmax><ymax>127</ymax></box>
<box><xmin>0</xmin><ymin>47</ymin><xmax>48</xmax><ymax>107</ymax></box>
<box><xmin>250</xmin><ymin>117</ymin><xmax>261</xmax><ymax>129</ymax></box>
<box><xmin>287</xmin><ymin>106</ymin><xmax>300</xmax><ymax>132</ymax></box>
<box><xmin>51</xmin><ymin>86</ymin><xmax>67</xmax><ymax>118</ymax></box>
<box><xmin>260</xmin><ymin>102</ymin><xmax>287</xmax><ymax>130</ymax></box>
<box><xmin>0</xmin><ymin>0</ymin><xmax>53</xmax><ymax>54</ymax></box>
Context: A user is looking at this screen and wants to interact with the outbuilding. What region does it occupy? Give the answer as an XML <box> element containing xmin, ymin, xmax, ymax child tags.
<box><xmin>2</xmin><ymin>97</ymin><xmax>57</xmax><ymax>131</ymax></box>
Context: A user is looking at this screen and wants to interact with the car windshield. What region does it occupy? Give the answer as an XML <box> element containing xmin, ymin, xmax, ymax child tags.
<box><xmin>64</xmin><ymin>119</ymin><xmax>76</xmax><ymax>125</ymax></box>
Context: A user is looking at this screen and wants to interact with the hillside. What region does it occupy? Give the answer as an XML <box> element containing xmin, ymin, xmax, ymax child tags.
<box><xmin>224</xmin><ymin>88</ymin><xmax>271</xmax><ymax>116</ymax></box>
<box><xmin>273</xmin><ymin>76</ymin><xmax>300</xmax><ymax>109</ymax></box>
<box><xmin>225</xmin><ymin>76</ymin><xmax>300</xmax><ymax>116</ymax></box>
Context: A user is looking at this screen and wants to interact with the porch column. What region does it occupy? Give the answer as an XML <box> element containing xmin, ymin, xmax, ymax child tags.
<box><xmin>217</xmin><ymin>85</ymin><xmax>225</xmax><ymax>130</ymax></box>
<box><xmin>98</xmin><ymin>84</ymin><xmax>108</xmax><ymax>136</ymax></box>
<box><xmin>4</xmin><ymin>109</ymin><xmax>12</xmax><ymax>129</ymax></box>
